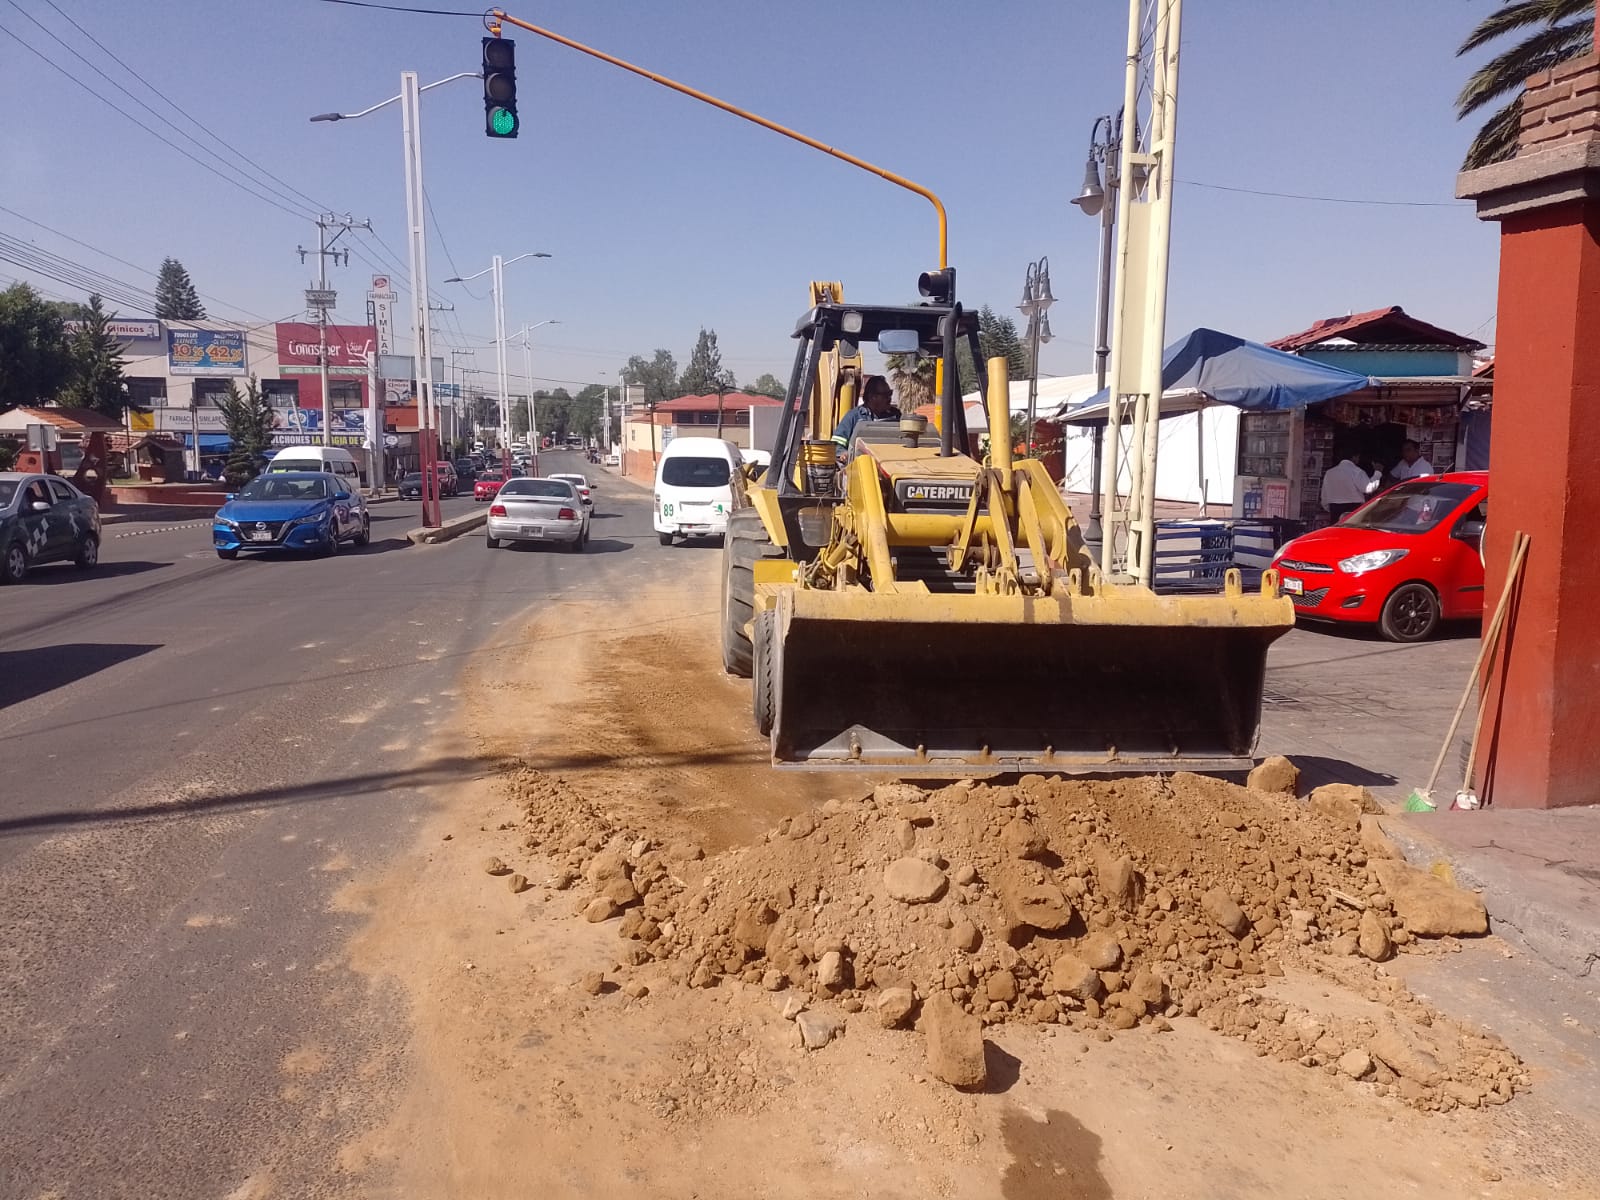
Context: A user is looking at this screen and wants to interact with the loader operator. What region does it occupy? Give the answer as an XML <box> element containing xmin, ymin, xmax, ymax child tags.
<box><xmin>831</xmin><ymin>374</ymin><xmax>901</xmax><ymax>454</ymax></box>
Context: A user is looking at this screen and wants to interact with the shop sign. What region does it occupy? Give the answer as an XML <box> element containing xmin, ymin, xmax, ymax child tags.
<box><xmin>275</xmin><ymin>322</ymin><xmax>377</xmax><ymax>376</ymax></box>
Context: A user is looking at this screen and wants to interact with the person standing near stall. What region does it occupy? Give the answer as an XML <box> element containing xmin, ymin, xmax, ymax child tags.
<box><xmin>1391</xmin><ymin>439</ymin><xmax>1435</xmax><ymax>481</ymax></box>
<box><xmin>1320</xmin><ymin>447</ymin><xmax>1382</xmax><ymax>523</ymax></box>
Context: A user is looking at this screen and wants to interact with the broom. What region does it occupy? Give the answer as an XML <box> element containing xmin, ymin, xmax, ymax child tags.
<box><xmin>1406</xmin><ymin>530</ymin><xmax>1529</xmax><ymax>813</ymax></box>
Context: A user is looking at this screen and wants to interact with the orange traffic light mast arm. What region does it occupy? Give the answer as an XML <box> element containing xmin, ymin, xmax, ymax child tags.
<box><xmin>491</xmin><ymin>9</ymin><xmax>948</xmax><ymax>269</ymax></box>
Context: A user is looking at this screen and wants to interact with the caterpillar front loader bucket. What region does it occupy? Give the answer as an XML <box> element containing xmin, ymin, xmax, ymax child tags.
<box><xmin>760</xmin><ymin>579</ymin><xmax>1291</xmax><ymax>774</ymax></box>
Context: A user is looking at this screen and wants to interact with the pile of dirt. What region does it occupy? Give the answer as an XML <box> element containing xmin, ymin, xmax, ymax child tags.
<box><xmin>504</xmin><ymin>765</ymin><xmax>1525</xmax><ymax>1111</ymax></box>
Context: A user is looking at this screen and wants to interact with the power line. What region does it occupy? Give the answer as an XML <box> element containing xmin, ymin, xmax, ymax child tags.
<box><xmin>0</xmin><ymin>19</ymin><xmax>315</xmax><ymax>224</ymax></box>
<box><xmin>423</xmin><ymin>188</ymin><xmax>488</xmax><ymax>301</ymax></box>
<box><xmin>316</xmin><ymin>0</ymin><xmax>483</xmax><ymax>15</ymax></box>
<box><xmin>0</xmin><ymin>203</ymin><xmax>272</xmax><ymax>321</ymax></box>
<box><xmin>1178</xmin><ymin>179</ymin><xmax>1468</xmax><ymax>209</ymax></box>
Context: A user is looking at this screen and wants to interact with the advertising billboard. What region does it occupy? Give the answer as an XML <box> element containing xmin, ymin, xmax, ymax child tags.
<box><xmin>275</xmin><ymin>323</ymin><xmax>378</xmax><ymax>376</ymax></box>
<box><xmin>168</xmin><ymin>329</ymin><xmax>248</xmax><ymax>376</ymax></box>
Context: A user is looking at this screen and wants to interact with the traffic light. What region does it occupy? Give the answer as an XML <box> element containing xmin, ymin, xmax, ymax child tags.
<box><xmin>917</xmin><ymin>267</ymin><xmax>956</xmax><ymax>306</ymax></box>
<box><xmin>482</xmin><ymin>36</ymin><xmax>518</xmax><ymax>139</ymax></box>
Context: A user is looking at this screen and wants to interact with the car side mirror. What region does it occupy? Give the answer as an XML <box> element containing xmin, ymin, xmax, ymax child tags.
<box><xmin>30</xmin><ymin>500</ymin><xmax>51</xmax><ymax>512</ymax></box>
<box><xmin>224</xmin><ymin>493</ymin><xmax>236</xmax><ymax>501</ymax></box>
<box><xmin>334</xmin><ymin>490</ymin><xmax>352</xmax><ymax>501</ymax></box>
<box><xmin>1454</xmin><ymin>519</ymin><xmax>1485</xmax><ymax>544</ymax></box>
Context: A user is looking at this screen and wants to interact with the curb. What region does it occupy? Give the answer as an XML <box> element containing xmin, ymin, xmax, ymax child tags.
<box><xmin>1381</xmin><ymin>812</ymin><xmax>1600</xmax><ymax>980</ymax></box>
<box><xmin>407</xmin><ymin>509</ymin><xmax>487</xmax><ymax>545</ymax></box>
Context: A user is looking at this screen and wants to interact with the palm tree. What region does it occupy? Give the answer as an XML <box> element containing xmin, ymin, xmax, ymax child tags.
<box><xmin>1457</xmin><ymin>0</ymin><xmax>1594</xmax><ymax>169</ymax></box>
<box><xmin>883</xmin><ymin>354</ymin><xmax>935</xmax><ymax>410</ymax></box>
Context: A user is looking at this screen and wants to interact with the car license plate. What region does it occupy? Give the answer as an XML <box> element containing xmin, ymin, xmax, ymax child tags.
<box><xmin>1281</xmin><ymin>576</ymin><xmax>1303</xmax><ymax>596</ymax></box>
<box><xmin>522</xmin><ymin>525</ymin><xmax>543</xmax><ymax>536</ymax></box>
<box><xmin>248</xmin><ymin>530</ymin><xmax>274</xmax><ymax>542</ymax></box>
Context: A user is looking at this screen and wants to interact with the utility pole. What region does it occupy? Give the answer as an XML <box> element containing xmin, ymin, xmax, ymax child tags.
<box><xmin>298</xmin><ymin>213</ymin><xmax>370</xmax><ymax>448</ymax></box>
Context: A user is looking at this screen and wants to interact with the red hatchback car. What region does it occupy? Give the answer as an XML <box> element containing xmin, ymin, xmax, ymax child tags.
<box><xmin>1270</xmin><ymin>472</ymin><xmax>1488</xmax><ymax>642</ymax></box>
<box><xmin>474</xmin><ymin>470</ymin><xmax>505</xmax><ymax>502</ymax></box>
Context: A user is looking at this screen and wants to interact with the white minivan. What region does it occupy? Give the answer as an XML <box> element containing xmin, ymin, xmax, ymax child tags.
<box><xmin>267</xmin><ymin>445</ymin><xmax>365</xmax><ymax>492</ymax></box>
<box><xmin>653</xmin><ymin>436</ymin><xmax>743</xmax><ymax>546</ymax></box>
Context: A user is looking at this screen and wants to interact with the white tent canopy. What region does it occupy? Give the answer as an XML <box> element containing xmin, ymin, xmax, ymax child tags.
<box><xmin>961</xmin><ymin>373</ymin><xmax>1237</xmax><ymax>508</ymax></box>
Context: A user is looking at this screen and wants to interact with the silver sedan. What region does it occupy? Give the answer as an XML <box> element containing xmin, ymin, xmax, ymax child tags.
<box><xmin>485</xmin><ymin>477</ymin><xmax>590</xmax><ymax>551</ymax></box>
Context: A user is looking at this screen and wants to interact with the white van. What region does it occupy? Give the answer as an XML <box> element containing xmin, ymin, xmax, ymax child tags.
<box><xmin>653</xmin><ymin>436</ymin><xmax>742</xmax><ymax>546</ymax></box>
<box><xmin>266</xmin><ymin>446</ymin><xmax>366</xmax><ymax>498</ymax></box>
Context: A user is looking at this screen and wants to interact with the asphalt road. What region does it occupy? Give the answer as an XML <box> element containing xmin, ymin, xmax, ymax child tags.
<box><xmin>0</xmin><ymin>453</ymin><xmax>665</xmax><ymax>1198</ymax></box>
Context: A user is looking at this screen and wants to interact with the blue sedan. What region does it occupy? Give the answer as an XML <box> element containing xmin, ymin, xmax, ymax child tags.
<box><xmin>212</xmin><ymin>472</ymin><xmax>370</xmax><ymax>560</ymax></box>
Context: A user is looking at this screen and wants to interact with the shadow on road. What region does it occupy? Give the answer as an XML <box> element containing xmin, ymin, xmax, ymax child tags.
<box><xmin>18</xmin><ymin>561</ymin><xmax>171</xmax><ymax>585</ymax></box>
<box><xmin>0</xmin><ymin>642</ymin><xmax>163</xmax><ymax>708</ymax></box>
<box><xmin>0</xmin><ymin>752</ymin><xmax>515</xmax><ymax>837</ymax></box>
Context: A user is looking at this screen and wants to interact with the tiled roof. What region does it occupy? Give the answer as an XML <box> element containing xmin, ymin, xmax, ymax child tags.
<box><xmin>652</xmin><ymin>393</ymin><xmax>783</xmax><ymax>413</ymax></box>
<box><xmin>1268</xmin><ymin>306</ymin><xmax>1485</xmax><ymax>353</ymax></box>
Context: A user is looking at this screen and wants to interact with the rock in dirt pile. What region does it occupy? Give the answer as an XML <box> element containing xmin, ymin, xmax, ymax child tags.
<box><xmin>504</xmin><ymin>765</ymin><xmax>1525</xmax><ymax>1111</ymax></box>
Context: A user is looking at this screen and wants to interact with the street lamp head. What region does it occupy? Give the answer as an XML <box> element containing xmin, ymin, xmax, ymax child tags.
<box><xmin>442</xmin><ymin>276</ymin><xmax>462</xmax><ymax>283</ymax></box>
<box><xmin>1037</xmin><ymin>311</ymin><xmax>1054</xmax><ymax>346</ymax></box>
<box><xmin>309</xmin><ymin>112</ymin><xmax>345</xmax><ymax>123</ymax></box>
<box><xmin>1070</xmin><ymin>158</ymin><xmax>1105</xmax><ymax>216</ymax></box>
<box><xmin>1035</xmin><ymin>261</ymin><xmax>1056</xmax><ymax>310</ymax></box>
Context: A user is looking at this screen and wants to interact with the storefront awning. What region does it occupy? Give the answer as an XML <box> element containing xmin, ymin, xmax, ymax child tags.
<box><xmin>1059</xmin><ymin>328</ymin><xmax>1377</xmax><ymax>425</ymax></box>
<box><xmin>180</xmin><ymin>433</ymin><xmax>233</xmax><ymax>451</ymax></box>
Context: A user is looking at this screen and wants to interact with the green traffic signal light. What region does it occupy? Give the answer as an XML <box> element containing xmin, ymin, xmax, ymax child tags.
<box><xmin>490</xmin><ymin>106</ymin><xmax>518</xmax><ymax>136</ymax></box>
<box><xmin>482</xmin><ymin>36</ymin><xmax>518</xmax><ymax>139</ymax></box>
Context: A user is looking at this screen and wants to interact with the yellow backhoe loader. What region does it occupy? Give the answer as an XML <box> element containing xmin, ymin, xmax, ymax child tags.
<box><xmin>719</xmin><ymin>272</ymin><xmax>1295</xmax><ymax>774</ymax></box>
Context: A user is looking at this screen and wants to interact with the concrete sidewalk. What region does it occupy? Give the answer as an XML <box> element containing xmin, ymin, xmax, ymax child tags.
<box><xmin>1383</xmin><ymin>806</ymin><xmax>1599</xmax><ymax>979</ymax></box>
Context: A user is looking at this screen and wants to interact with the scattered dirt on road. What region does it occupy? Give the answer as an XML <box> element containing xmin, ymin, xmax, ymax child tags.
<box><xmin>336</xmin><ymin>572</ymin><xmax>1565</xmax><ymax>1198</ymax></box>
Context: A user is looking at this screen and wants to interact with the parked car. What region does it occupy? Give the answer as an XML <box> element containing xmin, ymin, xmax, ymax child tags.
<box><xmin>398</xmin><ymin>472</ymin><xmax>425</xmax><ymax>500</ymax></box>
<box><xmin>474</xmin><ymin>470</ymin><xmax>506</xmax><ymax>501</ymax></box>
<box><xmin>212</xmin><ymin>472</ymin><xmax>370</xmax><ymax>559</ymax></box>
<box><xmin>485</xmin><ymin>477</ymin><xmax>589</xmax><ymax>551</ymax></box>
<box><xmin>265</xmin><ymin>445</ymin><xmax>367</xmax><ymax>496</ymax></box>
<box><xmin>0</xmin><ymin>471</ymin><xmax>101</xmax><ymax>584</ymax></box>
<box><xmin>453</xmin><ymin>458</ymin><xmax>479</xmax><ymax>484</ymax></box>
<box><xmin>604</xmin><ymin>450</ymin><xmax>621</xmax><ymax>468</ymax></box>
<box><xmin>433</xmin><ymin>460</ymin><xmax>460</xmax><ymax>497</ymax></box>
<box><xmin>548</xmin><ymin>472</ymin><xmax>593</xmax><ymax>506</ymax></box>
<box><xmin>1270</xmin><ymin>472</ymin><xmax>1488</xmax><ymax>643</ymax></box>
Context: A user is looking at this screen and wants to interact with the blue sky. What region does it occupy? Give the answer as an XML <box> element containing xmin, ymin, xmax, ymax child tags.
<box><xmin>1</xmin><ymin>0</ymin><xmax>1503</xmax><ymax>392</ymax></box>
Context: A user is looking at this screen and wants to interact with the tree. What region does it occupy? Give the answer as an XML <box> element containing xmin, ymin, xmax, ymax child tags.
<box><xmin>678</xmin><ymin>327</ymin><xmax>731</xmax><ymax>395</ymax></box>
<box><xmin>63</xmin><ymin>294</ymin><xmax>128</xmax><ymax>419</ymax></box>
<box><xmin>956</xmin><ymin>305</ymin><xmax>1033</xmax><ymax>395</ymax></box>
<box><xmin>1457</xmin><ymin>0</ymin><xmax>1594</xmax><ymax>168</ymax></box>
<box><xmin>748</xmin><ymin>372</ymin><xmax>786</xmax><ymax>400</ymax></box>
<box><xmin>624</xmin><ymin>349</ymin><xmax>681</xmax><ymax>409</ymax></box>
<box><xmin>883</xmin><ymin>353</ymin><xmax>936</xmax><ymax>410</ymax></box>
<box><xmin>155</xmin><ymin>257</ymin><xmax>206</xmax><ymax>320</ymax></box>
<box><xmin>0</xmin><ymin>282</ymin><xmax>75</xmax><ymax>414</ymax></box>
<box><xmin>215</xmin><ymin>375</ymin><xmax>274</xmax><ymax>486</ymax></box>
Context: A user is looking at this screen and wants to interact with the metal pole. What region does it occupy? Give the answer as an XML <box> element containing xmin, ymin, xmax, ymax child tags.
<box><xmin>400</xmin><ymin>70</ymin><xmax>439</xmax><ymax>527</ymax></box>
<box><xmin>1086</xmin><ymin>129</ymin><xmax>1116</xmax><ymax>545</ymax></box>
<box><xmin>493</xmin><ymin>254</ymin><xmax>510</xmax><ymax>473</ymax></box>
<box><xmin>1131</xmin><ymin>0</ymin><xmax>1182</xmax><ymax>585</ymax></box>
<box><xmin>521</xmin><ymin>332</ymin><xmax>537</xmax><ymax>475</ymax></box>
<box><xmin>366</xmin><ymin>348</ymin><xmax>380</xmax><ymax>493</ymax></box>
<box><xmin>317</xmin><ymin>217</ymin><xmax>332</xmax><ymax>448</ymax></box>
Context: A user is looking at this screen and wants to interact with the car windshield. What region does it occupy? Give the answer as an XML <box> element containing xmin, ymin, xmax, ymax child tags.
<box><xmin>552</xmin><ymin>474</ymin><xmax>587</xmax><ymax>487</ymax></box>
<box><xmin>401</xmin><ymin>473</ymin><xmax>423</xmax><ymax>484</ymax></box>
<box><xmin>661</xmin><ymin>457</ymin><xmax>729</xmax><ymax>487</ymax></box>
<box><xmin>0</xmin><ymin>481</ymin><xmax>18</xmax><ymax>507</ymax></box>
<box><xmin>236</xmin><ymin>476</ymin><xmax>331</xmax><ymax>502</ymax></box>
<box><xmin>479</xmin><ymin>471</ymin><xmax>502</xmax><ymax>482</ymax></box>
<box><xmin>268</xmin><ymin>459</ymin><xmax>324</xmax><ymax>474</ymax></box>
<box><xmin>501</xmin><ymin>480</ymin><xmax>573</xmax><ymax>499</ymax></box>
<box><xmin>1345</xmin><ymin>480</ymin><xmax>1478</xmax><ymax>534</ymax></box>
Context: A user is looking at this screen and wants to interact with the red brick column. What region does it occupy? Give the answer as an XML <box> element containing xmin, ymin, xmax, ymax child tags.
<box><xmin>1458</xmin><ymin>52</ymin><xmax>1600</xmax><ymax>809</ymax></box>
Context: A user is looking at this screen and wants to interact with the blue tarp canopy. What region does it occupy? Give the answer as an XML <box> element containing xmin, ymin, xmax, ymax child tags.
<box><xmin>1058</xmin><ymin>328</ymin><xmax>1376</xmax><ymax>425</ymax></box>
<box><xmin>180</xmin><ymin>434</ymin><xmax>233</xmax><ymax>451</ymax></box>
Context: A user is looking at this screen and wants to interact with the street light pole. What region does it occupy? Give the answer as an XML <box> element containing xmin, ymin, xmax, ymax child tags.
<box><xmin>513</xmin><ymin>319</ymin><xmax>559</xmax><ymax>474</ymax></box>
<box><xmin>444</xmin><ymin>252</ymin><xmax>550</xmax><ymax>472</ymax></box>
<box><xmin>1070</xmin><ymin>111</ymin><xmax>1122</xmax><ymax>550</ymax></box>
<box><xmin>1016</xmin><ymin>257</ymin><xmax>1055</xmax><ymax>460</ymax></box>
<box><xmin>311</xmin><ymin>69</ymin><xmax>481</xmax><ymax>528</ymax></box>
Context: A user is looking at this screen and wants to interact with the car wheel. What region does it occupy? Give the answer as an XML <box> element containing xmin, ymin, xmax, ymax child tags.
<box><xmin>216</xmin><ymin>548</ymin><xmax>239</xmax><ymax>560</ymax></box>
<box><xmin>2</xmin><ymin>540</ymin><xmax>28</xmax><ymax>584</ymax></box>
<box><xmin>486</xmin><ymin>534</ymin><xmax>498</xmax><ymax>549</ymax></box>
<box><xmin>721</xmin><ymin>509</ymin><xmax>784</xmax><ymax>678</ymax></box>
<box><xmin>321</xmin><ymin>527</ymin><xmax>340</xmax><ymax>557</ymax></box>
<box><xmin>1380</xmin><ymin>582</ymin><xmax>1440</xmax><ymax>643</ymax></box>
<box><xmin>354</xmin><ymin>516</ymin><xmax>370</xmax><ymax>547</ymax></box>
<box><xmin>658</xmin><ymin>531</ymin><xmax>674</xmax><ymax>546</ymax></box>
<box><xmin>74</xmin><ymin>533</ymin><xmax>99</xmax><ymax>570</ymax></box>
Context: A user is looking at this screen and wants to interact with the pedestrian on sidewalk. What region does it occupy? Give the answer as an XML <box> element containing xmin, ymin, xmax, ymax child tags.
<box><xmin>1320</xmin><ymin>448</ymin><xmax>1381</xmax><ymax>523</ymax></box>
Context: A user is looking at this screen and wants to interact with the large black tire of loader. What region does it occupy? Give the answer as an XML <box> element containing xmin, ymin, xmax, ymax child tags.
<box><xmin>720</xmin><ymin>509</ymin><xmax>781</xmax><ymax>678</ymax></box>
<box><xmin>752</xmin><ymin>608</ymin><xmax>777</xmax><ymax>736</ymax></box>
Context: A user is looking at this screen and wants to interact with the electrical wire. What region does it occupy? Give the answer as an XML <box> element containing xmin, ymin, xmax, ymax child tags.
<box><xmin>0</xmin><ymin>19</ymin><xmax>315</xmax><ymax>223</ymax></box>
<box><xmin>316</xmin><ymin>0</ymin><xmax>483</xmax><ymax>14</ymax></box>
<box><xmin>1179</xmin><ymin>180</ymin><xmax>1468</xmax><ymax>209</ymax></box>
<box><xmin>423</xmin><ymin>188</ymin><xmax>489</xmax><ymax>301</ymax></box>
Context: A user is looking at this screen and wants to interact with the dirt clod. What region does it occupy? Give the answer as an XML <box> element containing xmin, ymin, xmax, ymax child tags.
<box><xmin>483</xmin><ymin>856</ymin><xmax>510</xmax><ymax>876</ymax></box>
<box><xmin>922</xmin><ymin>995</ymin><xmax>986</xmax><ymax>1088</ymax></box>
<box><xmin>884</xmin><ymin>858</ymin><xmax>947</xmax><ymax>903</ymax></box>
<box><xmin>1371</xmin><ymin>860</ymin><xmax>1488</xmax><ymax>937</ymax></box>
<box><xmin>1247</xmin><ymin>755</ymin><xmax>1300</xmax><ymax>795</ymax></box>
